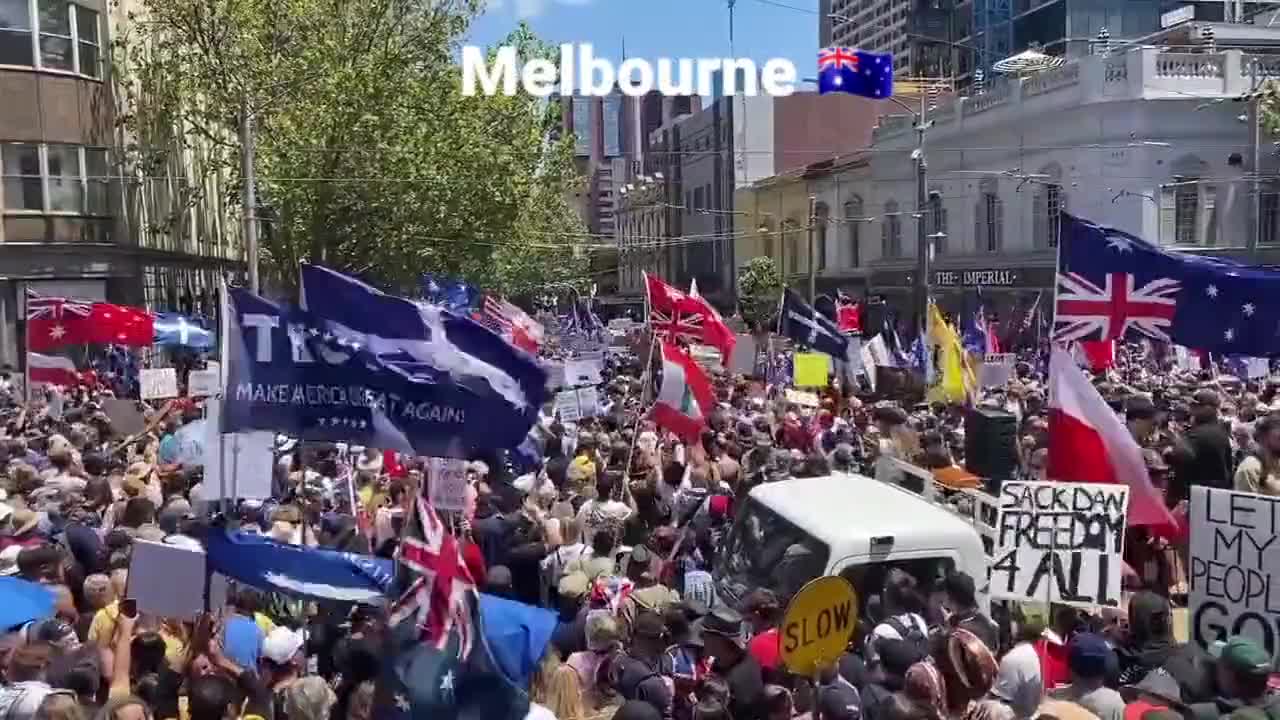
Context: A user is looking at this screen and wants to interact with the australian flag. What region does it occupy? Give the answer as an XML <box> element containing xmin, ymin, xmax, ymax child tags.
<box><xmin>221</xmin><ymin>265</ymin><xmax>548</xmax><ymax>458</ymax></box>
<box><xmin>817</xmin><ymin>47</ymin><xmax>893</xmax><ymax>99</ymax></box>
<box><xmin>781</xmin><ymin>289</ymin><xmax>849</xmax><ymax>359</ymax></box>
<box><xmin>1056</xmin><ymin>213</ymin><xmax>1280</xmax><ymax>356</ymax></box>
<box><xmin>422</xmin><ymin>274</ymin><xmax>480</xmax><ymax>314</ymax></box>
<box><xmin>375</xmin><ymin>496</ymin><xmax>531</xmax><ymax>720</ymax></box>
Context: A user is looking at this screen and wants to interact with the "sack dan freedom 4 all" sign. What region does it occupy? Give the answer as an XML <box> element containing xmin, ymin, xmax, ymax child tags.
<box><xmin>991</xmin><ymin>481</ymin><xmax>1129</xmax><ymax>606</ymax></box>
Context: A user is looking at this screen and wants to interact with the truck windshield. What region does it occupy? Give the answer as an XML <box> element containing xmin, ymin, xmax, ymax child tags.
<box><xmin>715</xmin><ymin>496</ymin><xmax>829</xmax><ymax>606</ymax></box>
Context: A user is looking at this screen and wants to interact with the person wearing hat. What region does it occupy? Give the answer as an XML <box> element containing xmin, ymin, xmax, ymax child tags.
<box><xmin>619</xmin><ymin>545</ymin><xmax>679</xmax><ymax>637</ymax></box>
<box><xmin>862</xmin><ymin>638</ymin><xmax>925</xmax><ymax>720</ymax></box>
<box><xmin>261</xmin><ymin>626</ymin><xmax>307</xmax><ymax>705</ymax></box>
<box><xmin>613</xmin><ymin>612</ymin><xmax>674</xmax><ymax>717</ymax></box>
<box><xmin>1235</xmin><ymin>414</ymin><xmax>1280</xmax><ymax>497</ymax></box>
<box><xmin>701</xmin><ymin>605</ymin><xmax>764</xmax><ymax>720</ymax></box>
<box><xmin>1125</xmin><ymin>395</ymin><xmax>1159</xmax><ymax>446</ymax></box>
<box><xmin>1121</xmin><ymin>668</ymin><xmax>1184</xmax><ymax>720</ymax></box>
<box><xmin>943</xmin><ymin>570</ymin><xmax>999</xmax><ymax>654</ymax></box>
<box><xmin>1185</xmin><ymin>636</ymin><xmax>1280</xmax><ymax>720</ymax></box>
<box><xmin>1051</xmin><ymin>633</ymin><xmax>1125</xmax><ymax>720</ymax></box>
<box><xmin>1167</xmin><ymin>388</ymin><xmax>1233</xmax><ymax>504</ymax></box>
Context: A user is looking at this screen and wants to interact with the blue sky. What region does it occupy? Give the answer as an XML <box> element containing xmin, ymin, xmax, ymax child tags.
<box><xmin>466</xmin><ymin>0</ymin><xmax>819</xmax><ymax>83</ymax></box>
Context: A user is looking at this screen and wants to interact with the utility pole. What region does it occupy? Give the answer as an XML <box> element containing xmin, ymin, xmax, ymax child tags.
<box><xmin>240</xmin><ymin>99</ymin><xmax>260</xmax><ymax>294</ymax></box>
<box><xmin>807</xmin><ymin>195</ymin><xmax>818</xmax><ymax>303</ymax></box>
<box><xmin>912</xmin><ymin>91</ymin><xmax>931</xmax><ymax>335</ymax></box>
<box><xmin>1251</xmin><ymin>56</ymin><xmax>1263</xmax><ymax>259</ymax></box>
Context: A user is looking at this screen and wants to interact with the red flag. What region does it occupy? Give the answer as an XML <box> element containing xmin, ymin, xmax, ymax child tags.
<box><xmin>837</xmin><ymin>302</ymin><xmax>862</xmax><ymax>334</ymax></box>
<box><xmin>645</xmin><ymin>273</ymin><xmax>735</xmax><ymax>359</ymax></box>
<box><xmin>26</xmin><ymin>293</ymin><xmax>94</xmax><ymax>351</ymax></box>
<box><xmin>1046</xmin><ymin>348</ymin><xmax>1176</xmax><ymax>534</ymax></box>
<box><xmin>87</xmin><ymin>303</ymin><xmax>154</xmax><ymax>346</ymax></box>
<box><xmin>1076</xmin><ymin>340</ymin><xmax>1115</xmax><ymax>371</ymax></box>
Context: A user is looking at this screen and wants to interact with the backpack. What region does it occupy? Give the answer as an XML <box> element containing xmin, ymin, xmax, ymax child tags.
<box><xmin>1228</xmin><ymin>705</ymin><xmax>1280</xmax><ymax>720</ymax></box>
<box><xmin>883</xmin><ymin>614</ymin><xmax>930</xmax><ymax>657</ymax></box>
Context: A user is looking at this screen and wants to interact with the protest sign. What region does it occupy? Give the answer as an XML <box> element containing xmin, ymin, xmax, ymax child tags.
<box><xmin>127</xmin><ymin>540</ymin><xmax>208</xmax><ymax>619</ymax></box>
<box><xmin>140</xmin><ymin>367</ymin><xmax>178</xmax><ymax>400</ymax></box>
<box><xmin>981</xmin><ymin>353</ymin><xmax>1015</xmax><ymax>388</ymax></box>
<box><xmin>429</xmin><ymin>457</ymin><xmax>469</xmax><ymax>512</ymax></box>
<box><xmin>728</xmin><ymin>334</ymin><xmax>757</xmax><ymax>375</ymax></box>
<box><xmin>188</xmin><ymin>369</ymin><xmax>221</xmax><ymax>397</ymax></box>
<box><xmin>564</xmin><ymin>358</ymin><xmax>603</xmax><ymax>386</ymax></box>
<box><xmin>102</xmin><ymin>398</ymin><xmax>146</xmax><ymax>436</ymax></box>
<box><xmin>784</xmin><ymin>389</ymin><xmax>820</xmax><ymax>407</ymax></box>
<box><xmin>991</xmin><ymin>481</ymin><xmax>1128</xmax><ymax>605</ymax></box>
<box><xmin>199</xmin><ymin>399</ymin><xmax>275</xmax><ymax>502</ymax></box>
<box><xmin>554</xmin><ymin>387</ymin><xmax>600</xmax><ymax>422</ymax></box>
<box><xmin>793</xmin><ymin>352</ymin><xmax>830</xmax><ymax>387</ymax></box>
<box><xmin>1189</xmin><ymin>486</ymin><xmax>1280</xmax><ymax>661</ymax></box>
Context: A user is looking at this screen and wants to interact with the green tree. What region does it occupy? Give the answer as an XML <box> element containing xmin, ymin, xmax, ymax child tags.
<box><xmin>737</xmin><ymin>256</ymin><xmax>783</xmax><ymax>330</ymax></box>
<box><xmin>112</xmin><ymin>0</ymin><xmax>587</xmax><ymax>295</ymax></box>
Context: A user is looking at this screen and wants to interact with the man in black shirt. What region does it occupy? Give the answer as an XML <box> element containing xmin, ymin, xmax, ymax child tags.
<box><xmin>616</xmin><ymin>612</ymin><xmax>675</xmax><ymax>717</ymax></box>
<box><xmin>1169</xmin><ymin>389</ymin><xmax>1233</xmax><ymax>504</ymax></box>
<box><xmin>701</xmin><ymin>606</ymin><xmax>765</xmax><ymax>720</ymax></box>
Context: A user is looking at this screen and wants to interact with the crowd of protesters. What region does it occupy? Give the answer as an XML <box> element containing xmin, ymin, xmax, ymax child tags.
<box><xmin>0</xmin><ymin>338</ymin><xmax>1278</xmax><ymax>720</ymax></box>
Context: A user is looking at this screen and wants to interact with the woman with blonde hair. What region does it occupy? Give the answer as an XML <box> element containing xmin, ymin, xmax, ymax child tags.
<box><xmin>37</xmin><ymin>693</ymin><xmax>85</xmax><ymax>720</ymax></box>
<box><xmin>542</xmin><ymin>665</ymin><xmax>587</xmax><ymax>720</ymax></box>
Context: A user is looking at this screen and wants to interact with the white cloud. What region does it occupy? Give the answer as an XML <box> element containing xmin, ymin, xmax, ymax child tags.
<box><xmin>514</xmin><ymin>0</ymin><xmax>547</xmax><ymax>16</ymax></box>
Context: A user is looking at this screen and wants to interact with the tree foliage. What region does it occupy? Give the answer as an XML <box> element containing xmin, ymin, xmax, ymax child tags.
<box><xmin>737</xmin><ymin>256</ymin><xmax>783</xmax><ymax>330</ymax></box>
<box><xmin>113</xmin><ymin>0</ymin><xmax>587</xmax><ymax>295</ymax></box>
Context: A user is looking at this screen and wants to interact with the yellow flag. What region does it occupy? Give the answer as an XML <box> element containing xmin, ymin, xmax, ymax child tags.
<box><xmin>793</xmin><ymin>352</ymin><xmax>830</xmax><ymax>387</ymax></box>
<box><xmin>925</xmin><ymin>305</ymin><xmax>975</xmax><ymax>404</ymax></box>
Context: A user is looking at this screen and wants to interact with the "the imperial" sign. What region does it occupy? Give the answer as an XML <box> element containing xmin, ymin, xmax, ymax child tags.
<box><xmin>933</xmin><ymin>269</ymin><xmax>1018</xmax><ymax>287</ymax></box>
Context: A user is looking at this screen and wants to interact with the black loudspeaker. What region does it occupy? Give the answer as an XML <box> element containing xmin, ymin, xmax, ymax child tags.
<box><xmin>862</xmin><ymin>301</ymin><xmax>887</xmax><ymax>338</ymax></box>
<box><xmin>964</xmin><ymin>407</ymin><xmax>1019</xmax><ymax>481</ymax></box>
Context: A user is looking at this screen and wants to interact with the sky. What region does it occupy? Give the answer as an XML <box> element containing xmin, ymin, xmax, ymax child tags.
<box><xmin>466</xmin><ymin>0</ymin><xmax>820</xmax><ymax>85</ymax></box>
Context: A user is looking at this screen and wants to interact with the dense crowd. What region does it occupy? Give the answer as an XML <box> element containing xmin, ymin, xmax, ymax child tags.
<box><xmin>0</xmin><ymin>343</ymin><xmax>1277</xmax><ymax>720</ymax></box>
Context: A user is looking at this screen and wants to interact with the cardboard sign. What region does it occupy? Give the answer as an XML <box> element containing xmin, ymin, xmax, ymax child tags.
<box><xmin>1189</xmin><ymin>487</ymin><xmax>1280</xmax><ymax>661</ymax></box>
<box><xmin>554</xmin><ymin>387</ymin><xmax>600</xmax><ymax>422</ymax></box>
<box><xmin>199</xmin><ymin>399</ymin><xmax>275</xmax><ymax>501</ymax></box>
<box><xmin>102</xmin><ymin>397</ymin><xmax>146</xmax><ymax>437</ymax></box>
<box><xmin>981</xmin><ymin>353</ymin><xmax>1015</xmax><ymax>388</ymax></box>
<box><xmin>784</xmin><ymin>389</ymin><xmax>820</xmax><ymax>407</ymax></box>
<box><xmin>127</xmin><ymin>540</ymin><xmax>208</xmax><ymax>619</ymax></box>
<box><xmin>780</xmin><ymin>576</ymin><xmax>859</xmax><ymax>676</ymax></box>
<box><xmin>728</xmin><ymin>334</ymin><xmax>757</xmax><ymax>375</ymax></box>
<box><xmin>543</xmin><ymin>362</ymin><xmax>566</xmax><ymax>391</ymax></box>
<box><xmin>429</xmin><ymin>457</ymin><xmax>469</xmax><ymax>512</ymax></box>
<box><xmin>991</xmin><ymin>481</ymin><xmax>1129</xmax><ymax>606</ymax></box>
<box><xmin>140</xmin><ymin>367</ymin><xmax>179</xmax><ymax>400</ymax></box>
<box><xmin>188</xmin><ymin>369</ymin><xmax>221</xmax><ymax>397</ymax></box>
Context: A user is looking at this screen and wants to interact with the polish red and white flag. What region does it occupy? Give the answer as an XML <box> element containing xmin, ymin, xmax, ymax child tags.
<box><xmin>28</xmin><ymin>353</ymin><xmax>82</xmax><ymax>387</ymax></box>
<box><xmin>1046</xmin><ymin>347</ymin><xmax>1177</xmax><ymax>533</ymax></box>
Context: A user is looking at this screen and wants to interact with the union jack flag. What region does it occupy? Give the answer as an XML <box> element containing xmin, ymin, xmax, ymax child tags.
<box><xmin>390</xmin><ymin>494</ymin><xmax>476</xmax><ymax>656</ymax></box>
<box><xmin>26</xmin><ymin>291</ymin><xmax>93</xmax><ymax>320</ymax></box>
<box><xmin>1054</xmin><ymin>272</ymin><xmax>1179</xmax><ymax>343</ymax></box>
<box><xmin>482</xmin><ymin>295</ymin><xmax>543</xmax><ymax>350</ymax></box>
<box><xmin>649</xmin><ymin>306</ymin><xmax>705</xmax><ymax>345</ymax></box>
<box><xmin>819</xmin><ymin>46</ymin><xmax>859</xmax><ymax>72</ymax></box>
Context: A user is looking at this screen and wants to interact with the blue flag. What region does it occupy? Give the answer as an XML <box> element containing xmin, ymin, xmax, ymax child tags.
<box><xmin>817</xmin><ymin>47</ymin><xmax>893</xmax><ymax>99</ymax></box>
<box><xmin>0</xmin><ymin>577</ymin><xmax>55</xmax><ymax>632</ymax></box>
<box><xmin>780</xmin><ymin>289</ymin><xmax>849</xmax><ymax>358</ymax></box>
<box><xmin>222</xmin><ymin>265</ymin><xmax>548</xmax><ymax>457</ymax></box>
<box><xmin>1056</xmin><ymin>213</ymin><xmax>1280</xmax><ymax>356</ymax></box>
<box><xmin>422</xmin><ymin>274</ymin><xmax>480</xmax><ymax>313</ymax></box>
<box><xmin>154</xmin><ymin>312</ymin><xmax>214</xmax><ymax>349</ymax></box>
<box><xmin>204</xmin><ymin>529</ymin><xmax>395</xmax><ymax>603</ymax></box>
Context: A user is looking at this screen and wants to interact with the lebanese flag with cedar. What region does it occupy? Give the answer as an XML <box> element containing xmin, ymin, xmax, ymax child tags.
<box><xmin>1046</xmin><ymin>347</ymin><xmax>1177</xmax><ymax>534</ymax></box>
<box><xmin>28</xmin><ymin>353</ymin><xmax>83</xmax><ymax>387</ymax></box>
<box><xmin>652</xmin><ymin>342</ymin><xmax>715</xmax><ymax>441</ymax></box>
<box><xmin>87</xmin><ymin>303</ymin><xmax>154</xmax><ymax>346</ymax></box>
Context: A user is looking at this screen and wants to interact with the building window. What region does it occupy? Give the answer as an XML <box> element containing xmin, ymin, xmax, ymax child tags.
<box><xmin>927</xmin><ymin>194</ymin><xmax>948</xmax><ymax>256</ymax></box>
<box><xmin>1033</xmin><ymin>183</ymin><xmax>1064</xmax><ymax>249</ymax></box>
<box><xmin>844</xmin><ymin>198</ymin><xmax>862</xmax><ymax>267</ymax></box>
<box><xmin>0</xmin><ymin>0</ymin><xmax>33</xmax><ymax>66</ymax></box>
<box><xmin>882</xmin><ymin>200</ymin><xmax>901</xmax><ymax>258</ymax></box>
<box><xmin>1174</xmin><ymin>185</ymin><xmax>1198</xmax><ymax>245</ymax></box>
<box><xmin>0</xmin><ymin>0</ymin><xmax>98</xmax><ymax>76</ymax></box>
<box><xmin>761</xmin><ymin>223</ymin><xmax>774</xmax><ymax>260</ymax></box>
<box><xmin>976</xmin><ymin>189</ymin><xmax>1003</xmax><ymax>252</ymax></box>
<box><xmin>786</xmin><ymin>220</ymin><xmax>799</xmax><ymax>274</ymax></box>
<box><xmin>693</xmin><ymin>186</ymin><xmax>703</xmax><ymax>212</ymax></box>
<box><xmin>1262</xmin><ymin>187</ymin><xmax>1280</xmax><ymax>246</ymax></box>
<box><xmin>1</xmin><ymin>143</ymin><xmax>41</xmax><ymax>210</ymax></box>
<box><xmin>1</xmin><ymin>143</ymin><xmax>109</xmax><ymax>215</ymax></box>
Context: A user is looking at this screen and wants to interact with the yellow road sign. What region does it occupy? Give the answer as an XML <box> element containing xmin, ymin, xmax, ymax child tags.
<box><xmin>779</xmin><ymin>576</ymin><xmax>860</xmax><ymax>676</ymax></box>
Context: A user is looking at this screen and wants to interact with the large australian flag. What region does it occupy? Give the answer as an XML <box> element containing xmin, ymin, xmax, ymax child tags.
<box><xmin>817</xmin><ymin>47</ymin><xmax>893</xmax><ymax>99</ymax></box>
<box><xmin>1055</xmin><ymin>213</ymin><xmax>1280</xmax><ymax>356</ymax></box>
<box><xmin>781</xmin><ymin>288</ymin><xmax>850</xmax><ymax>358</ymax></box>
<box><xmin>221</xmin><ymin>265</ymin><xmax>548</xmax><ymax>457</ymax></box>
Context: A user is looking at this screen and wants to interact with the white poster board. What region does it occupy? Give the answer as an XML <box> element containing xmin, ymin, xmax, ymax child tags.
<box><xmin>188</xmin><ymin>369</ymin><xmax>221</xmax><ymax>398</ymax></box>
<box><xmin>553</xmin><ymin>387</ymin><xmax>600</xmax><ymax>422</ymax></box>
<box><xmin>728</xmin><ymin>334</ymin><xmax>757</xmax><ymax>375</ymax></box>
<box><xmin>140</xmin><ymin>367</ymin><xmax>179</xmax><ymax>400</ymax></box>
<box><xmin>981</xmin><ymin>353</ymin><xmax>1015</xmax><ymax>388</ymax></box>
<box><xmin>784</xmin><ymin>389</ymin><xmax>820</xmax><ymax>407</ymax></box>
<box><xmin>1189</xmin><ymin>486</ymin><xmax>1280</xmax><ymax>660</ymax></box>
<box><xmin>127</xmin><ymin>540</ymin><xmax>208</xmax><ymax>619</ymax></box>
<box><xmin>199</xmin><ymin>399</ymin><xmax>275</xmax><ymax>501</ymax></box>
<box><xmin>429</xmin><ymin>458</ymin><xmax>469</xmax><ymax>512</ymax></box>
<box><xmin>564</xmin><ymin>358</ymin><xmax>603</xmax><ymax>387</ymax></box>
<box><xmin>991</xmin><ymin>481</ymin><xmax>1129</xmax><ymax>606</ymax></box>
